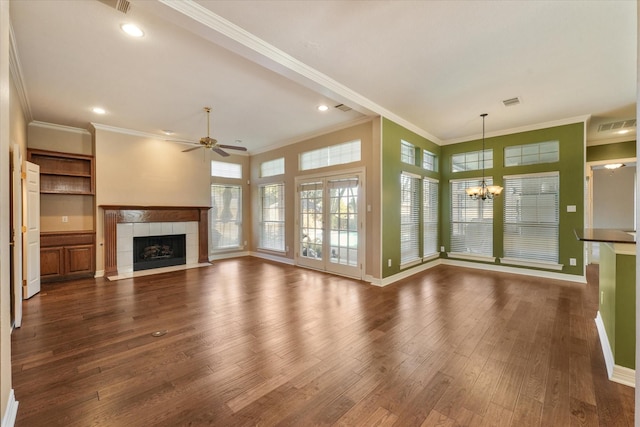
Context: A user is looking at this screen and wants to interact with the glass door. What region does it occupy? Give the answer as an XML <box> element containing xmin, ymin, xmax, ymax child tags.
<box><xmin>296</xmin><ymin>172</ymin><xmax>363</xmax><ymax>279</ymax></box>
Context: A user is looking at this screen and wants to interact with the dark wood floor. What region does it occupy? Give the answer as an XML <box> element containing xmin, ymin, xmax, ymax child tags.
<box><xmin>11</xmin><ymin>258</ymin><xmax>634</xmax><ymax>426</ymax></box>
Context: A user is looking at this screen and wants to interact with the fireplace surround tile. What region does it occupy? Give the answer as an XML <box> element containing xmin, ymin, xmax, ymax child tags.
<box><xmin>133</xmin><ymin>222</ymin><xmax>150</xmax><ymax>237</ymax></box>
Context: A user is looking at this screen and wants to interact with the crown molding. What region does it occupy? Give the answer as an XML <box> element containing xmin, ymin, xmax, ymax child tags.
<box><xmin>9</xmin><ymin>23</ymin><xmax>32</xmax><ymax>122</ymax></box>
<box><xmin>440</xmin><ymin>114</ymin><xmax>591</xmax><ymax>145</ymax></box>
<box><xmin>29</xmin><ymin>120</ymin><xmax>91</xmax><ymax>135</ymax></box>
<box><xmin>155</xmin><ymin>0</ymin><xmax>441</xmax><ymax>145</ymax></box>
<box><xmin>586</xmin><ymin>136</ymin><xmax>636</xmax><ymax>147</ymax></box>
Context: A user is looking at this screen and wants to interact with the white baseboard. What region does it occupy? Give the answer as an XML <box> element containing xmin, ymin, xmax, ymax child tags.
<box><xmin>595</xmin><ymin>312</ymin><xmax>635</xmax><ymax>387</ymax></box>
<box><xmin>94</xmin><ymin>269</ymin><xmax>105</xmax><ymax>278</ymax></box>
<box><xmin>2</xmin><ymin>389</ymin><xmax>18</xmax><ymax>427</ymax></box>
<box><xmin>441</xmin><ymin>258</ymin><xmax>586</xmax><ymax>284</ymax></box>
<box><xmin>368</xmin><ymin>259</ymin><xmax>442</xmax><ymax>287</ymax></box>
<box><xmin>249</xmin><ymin>251</ymin><xmax>294</xmax><ymax>265</ymax></box>
<box><xmin>209</xmin><ymin>251</ymin><xmax>250</xmax><ymax>261</ymax></box>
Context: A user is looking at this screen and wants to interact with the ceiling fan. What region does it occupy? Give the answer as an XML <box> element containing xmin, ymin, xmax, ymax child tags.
<box><xmin>182</xmin><ymin>107</ymin><xmax>247</xmax><ymax>157</ymax></box>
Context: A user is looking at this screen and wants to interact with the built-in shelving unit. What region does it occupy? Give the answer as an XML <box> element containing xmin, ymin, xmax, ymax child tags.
<box><xmin>27</xmin><ymin>148</ymin><xmax>94</xmax><ymax>195</ymax></box>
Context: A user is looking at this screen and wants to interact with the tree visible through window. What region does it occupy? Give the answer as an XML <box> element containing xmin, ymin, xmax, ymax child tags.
<box><xmin>210</xmin><ymin>185</ymin><xmax>242</xmax><ymax>251</ymax></box>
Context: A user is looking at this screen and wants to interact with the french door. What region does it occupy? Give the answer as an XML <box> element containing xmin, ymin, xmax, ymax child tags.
<box><xmin>296</xmin><ymin>171</ymin><xmax>364</xmax><ymax>279</ymax></box>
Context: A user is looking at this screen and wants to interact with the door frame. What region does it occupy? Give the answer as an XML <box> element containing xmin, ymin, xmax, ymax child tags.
<box><xmin>294</xmin><ymin>167</ymin><xmax>366</xmax><ymax>280</ymax></box>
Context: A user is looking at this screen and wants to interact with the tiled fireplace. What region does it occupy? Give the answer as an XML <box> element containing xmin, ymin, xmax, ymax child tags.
<box><xmin>101</xmin><ymin>206</ymin><xmax>210</xmax><ymax>279</ymax></box>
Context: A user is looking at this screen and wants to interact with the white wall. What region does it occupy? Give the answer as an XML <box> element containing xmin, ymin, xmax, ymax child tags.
<box><xmin>593</xmin><ymin>166</ymin><xmax>636</xmax><ymax>230</ymax></box>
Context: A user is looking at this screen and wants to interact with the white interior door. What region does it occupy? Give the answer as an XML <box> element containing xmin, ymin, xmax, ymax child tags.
<box><xmin>296</xmin><ymin>172</ymin><xmax>363</xmax><ymax>279</ymax></box>
<box><xmin>12</xmin><ymin>146</ymin><xmax>23</xmax><ymax>327</ymax></box>
<box><xmin>23</xmin><ymin>161</ymin><xmax>40</xmax><ymax>299</ymax></box>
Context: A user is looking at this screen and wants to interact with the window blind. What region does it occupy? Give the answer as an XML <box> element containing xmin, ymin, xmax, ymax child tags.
<box><xmin>400</xmin><ymin>173</ymin><xmax>420</xmax><ymax>265</ymax></box>
<box><xmin>450</xmin><ymin>178</ymin><xmax>493</xmax><ymax>256</ymax></box>
<box><xmin>259</xmin><ymin>183</ymin><xmax>285</xmax><ymax>251</ymax></box>
<box><xmin>423</xmin><ymin>178</ymin><xmax>438</xmax><ymax>257</ymax></box>
<box><xmin>210</xmin><ymin>184</ymin><xmax>242</xmax><ymax>251</ymax></box>
<box><xmin>503</xmin><ymin>172</ymin><xmax>559</xmax><ymax>263</ymax></box>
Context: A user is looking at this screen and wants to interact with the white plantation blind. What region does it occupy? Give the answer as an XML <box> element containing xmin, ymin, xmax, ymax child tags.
<box><xmin>210</xmin><ymin>184</ymin><xmax>242</xmax><ymax>251</ymax></box>
<box><xmin>450</xmin><ymin>179</ymin><xmax>493</xmax><ymax>256</ymax></box>
<box><xmin>259</xmin><ymin>183</ymin><xmax>285</xmax><ymax>251</ymax></box>
<box><xmin>423</xmin><ymin>178</ymin><xmax>438</xmax><ymax>257</ymax></box>
<box><xmin>299</xmin><ymin>140</ymin><xmax>360</xmax><ymax>171</ymax></box>
<box><xmin>260</xmin><ymin>158</ymin><xmax>285</xmax><ymax>177</ymax></box>
<box><xmin>400</xmin><ymin>172</ymin><xmax>420</xmax><ymax>265</ymax></box>
<box><xmin>211</xmin><ymin>161</ymin><xmax>242</xmax><ymax>179</ymax></box>
<box><xmin>503</xmin><ymin>172</ymin><xmax>559</xmax><ymax>263</ymax></box>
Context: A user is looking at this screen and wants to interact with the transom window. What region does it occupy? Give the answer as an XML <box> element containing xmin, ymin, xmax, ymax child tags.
<box><xmin>260</xmin><ymin>158</ymin><xmax>285</xmax><ymax>177</ymax></box>
<box><xmin>299</xmin><ymin>140</ymin><xmax>360</xmax><ymax>171</ymax></box>
<box><xmin>504</xmin><ymin>141</ymin><xmax>559</xmax><ymax>167</ymax></box>
<box><xmin>401</xmin><ymin>140</ymin><xmax>416</xmax><ymax>165</ymax></box>
<box><xmin>452</xmin><ymin>149</ymin><xmax>493</xmax><ymax>172</ymax></box>
<box><xmin>211</xmin><ymin>161</ymin><xmax>242</xmax><ymax>179</ymax></box>
<box><xmin>423</xmin><ymin>150</ymin><xmax>437</xmax><ymax>172</ymax></box>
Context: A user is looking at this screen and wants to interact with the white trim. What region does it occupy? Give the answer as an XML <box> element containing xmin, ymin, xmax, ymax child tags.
<box><xmin>94</xmin><ymin>269</ymin><xmax>105</xmax><ymax>278</ymax></box>
<box><xmin>422</xmin><ymin>253</ymin><xmax>440</xmax><ymax>262</ymax></box>
<box><xmin>30</xmin><ymin>120</ymin><xmax>90</xmax><ymax>135</ymax></box>
<box><xmin>401</xmin><ymin>170</ymin><xmax>422</xmax><ymax>180</ymax></box>
<box><xmin>209</xmin><ymin>250</ymin><xmax>250</xmax><ymax>261</ymax></box>
<box><xmin>399</xmin><ymin>259</ymin><xmax>421</xmax><ymax>270</ymax></box>
<box><xmin>9</xmin><ymin>23</ymin><xmax>31</xmax><ymax>122</ymax></box>
<box><xmin>1</xmin><ymin>389</ymin><xmax>18</xmax><ymax>427</ymax></box>
<box><xmin>442</xmin><ymin>115</ymin><xmax>591</xmax><ymax>146</ymax></box>
<box><xmin>449</xmin><ymin>176</ymin><xmax>493</xmax><ymax>184</ymax></box>
<box><xmin>499</xmin><ymin>257</ymin><xmax>564</xmax><ymax>271</ymax></box>
<box><xmin>587</xmin><ymin>136</ymin><xmax>636</xmax><ymax>147</ymax></box>
<box><xmin>441</xmin><ymin>258</ymin><xmax>586</xmax><ymax>283</ymax></box>
<box><xmin>503</xmin><ymin>171</ymin><xmax>559</xmax><ymax>180</ymax></box>
<box><xmin>369</xmin><ymin>258</ymin><xmax>442</xmax><ymax>287</ymax></box>
<box><xmin>156</xmin><ymin>0</ymin><xmax>441</xmax><ymax>145</ymax></box>
<box><xmin>447</xmin><ymin>252</ymin><xmax>496</xmax><ymax>263</ymax></box>
<box><xmin>91</xmin><ymin>122</ymin><xmax>194</xmax><ymax>144</ymax></box>
<box><xmin>249</xmin><ymin>251</ymin><xmax>294</xmax><ymax>265</ymax></box>
<box><xmin>595</xmin><ymin>312</ymin><xmax>615</xmax><ymax>379</ymax></box>
<box><xmin>595</xmin><ymin>312</ymin><xmax>636</xmax><ymax>387</ymax></box>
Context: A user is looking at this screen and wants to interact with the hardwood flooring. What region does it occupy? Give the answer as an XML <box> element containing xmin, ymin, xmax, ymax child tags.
<box><xmin>11</xmin><ymin>259</ymin><xmax>634</xmax><ymax>426</ymax></box>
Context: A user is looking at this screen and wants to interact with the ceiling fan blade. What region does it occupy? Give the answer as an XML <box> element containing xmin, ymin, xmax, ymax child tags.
<box><xmin>212</xmin><ymin>147</ymin><xmax>230</xmax><ymax>157</ymax></box>
<box><xmin>218</xmin><ymin>144</ymin><xmax>247</xmax><ymax>152</ymax></box>
<box><xmin>182</xmin><ymin>145</ymin><xmax>204</xmax><ymax>152</ymax></box>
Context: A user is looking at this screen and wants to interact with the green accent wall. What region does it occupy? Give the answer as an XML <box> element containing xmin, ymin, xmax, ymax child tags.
<box><xmin>599</xmin><ymin>243</ymin><xmax>636</xmax><ymax>369</ymax></box>
<box><xmin>380</xmin><ymin>119</ymin><xmax>586</xmax><ymax>279</ymax></box>
<box><xmin>587</xmin><ymin>140</ymin><xmax>636</xmax><ymax>162</ymax></box>
<box><xmin>381</xmin><ymin>118</ymin><xmax>440</xmax><ymax>278</ymax></box>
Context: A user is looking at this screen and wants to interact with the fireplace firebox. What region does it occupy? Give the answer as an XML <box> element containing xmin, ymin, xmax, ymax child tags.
<box><xmin>133</xmin><ymin>234</ymin><xmax>186</xmax><ymax>271</ymax></box>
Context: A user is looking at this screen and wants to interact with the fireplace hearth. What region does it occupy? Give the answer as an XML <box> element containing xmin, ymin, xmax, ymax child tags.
<box><xmin>133</xmin><ymin>234</ymin><xmax>186</xmax><ymax>271</ymax></box>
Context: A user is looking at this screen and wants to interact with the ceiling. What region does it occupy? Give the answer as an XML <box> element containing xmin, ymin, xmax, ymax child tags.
<box><xmin>9</xmin><ymin>0</ymin><xmax>637</xmax><ymax>153</ymax></box>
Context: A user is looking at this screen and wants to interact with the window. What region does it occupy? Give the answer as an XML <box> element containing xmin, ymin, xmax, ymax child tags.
<box><xmin>423</xmin><ymin>150</ymin><xmax>438</xmax><ymax>172</ymax></box>
<box><xmin>259</xmin><ymin>183</ymin><xmax>285</xmax><ymax>251</ymax></box>
<box><xmin>211</xmin><ymin>161</ymin><xmax>242</xmax><ymax>179</ymax></box>
<box><xmin>423</xmin><ymin>178</ymin><xmax>439</xmax><ymax>257</ymax></box>
<box><xmin>400</xmin><ymin>172</ymin><xmax>420</xmax><ymax>266</ymax></box>
<box><xmin>210</xmin><ymin>185</ymin><xmax>242</xmax><ymax>251</ymax></box>
<box><xmin>452</xmin><ymin>149</ymin><xmax>493</xmax><ymax>172</ymax></box>
<box><xmin>450</xmin><ymin>178</ymin><xmax>493</xmax><ymax>257</ymax></box>
<box><xmin>505</xmin><ymin>141</ymin><xmax>559</xmax><ymax>167</ymax></box>
<box><xmin>503</xmin><ymin>172</ymin><xmax>560</xmax><ymax>266</ymax></box>
<box><xmin>260</xmin><ymin>158</ymin><xmax>285</xmax><ymax>177</ymax></box>
<box><xmin>299</xmin><ymin>140</ymin><xmax>360</xmax><ymax>171</ymax></box>
<box><xmin>401</xmin><ymin>140</ymin><xmax>416</xmax><ymax>165</ymax></box>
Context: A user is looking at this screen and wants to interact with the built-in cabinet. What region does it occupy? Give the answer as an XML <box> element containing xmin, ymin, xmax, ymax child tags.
<box><xmin>27</xmin><ymin>149</ymin><xmax>96</xmax><ymax>282</ymax></box>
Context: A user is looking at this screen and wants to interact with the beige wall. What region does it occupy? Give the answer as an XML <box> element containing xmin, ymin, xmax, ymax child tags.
<box><xmin>249</xmin><ymin>118</ymin><xmax>381</xmax><ymax>279</ymax></box>
<box><xmin>94</xmin><ymin>128</ymin><xmax>214</xmax><ymax>272</ymax></box>
<box><xmin>28</xmin><ymin>122</ymin><xmax>92</xmax><ymax>155</ymax></box>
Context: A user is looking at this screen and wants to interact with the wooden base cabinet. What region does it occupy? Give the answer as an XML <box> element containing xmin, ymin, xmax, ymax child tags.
<box><xmin>41</xmin><ymin>232</ymin><xmax>95</xmax><ymax>282</ymax></box>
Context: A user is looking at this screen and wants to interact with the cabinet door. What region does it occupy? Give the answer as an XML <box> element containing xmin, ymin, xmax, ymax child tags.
<box><xmin>65</xmin><ymin>245</ymin><xmax>95</xmax><ymax>275</ymax></box>
<box><xmin>40</xmin><ymin>247</ymin><xmax>64</xmax><ymax>279</ymax></box>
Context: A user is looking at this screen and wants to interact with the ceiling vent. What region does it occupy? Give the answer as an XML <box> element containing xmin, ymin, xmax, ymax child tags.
<box><xmin>598</xmin><ymin>119</ymin><xmax>636</xmax><ymax>132</ymax></box>
<box><xmin>334</xmin><ymin>104</ymin><xmax>352</xmax><ymax>112</ymax></box>
<box><xmin>502</xmin><ymin>97</ymin><xmax>521</xmax><ymax>107</ymax></box>
<box><xmin>98</xmin><ymin>0</ymin><xmax>131</xmax><ymax>14</ymax></box>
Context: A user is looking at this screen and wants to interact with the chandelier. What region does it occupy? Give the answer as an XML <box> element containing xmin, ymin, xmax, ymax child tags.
<box><xmin>465</xmin><ymin>113</ymin><xmax>503</xmax><ymax>200</ymax></box>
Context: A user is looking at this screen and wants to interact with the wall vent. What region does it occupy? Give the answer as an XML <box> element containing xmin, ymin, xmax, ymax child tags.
<box><xmin>334</xmin><ymin>104</ymin><xmax>352</xmax><ymax>112</ymax></box>
<box><xmin>97</xmin><ymin>0</ymin><xmax>131</xmax><ymax>14</ymax></box>
<box><xmin>597</xmin><ymin>119</ymin><xmax>636</xmax><ymax>132</ymax></box>
<box><xmin>502</xmin><ymin>97</ymin><xmax>521</xmax><ymax>107</ymax></box>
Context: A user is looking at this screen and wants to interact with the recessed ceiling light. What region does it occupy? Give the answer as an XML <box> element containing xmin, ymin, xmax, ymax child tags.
<box><xmin>616</xmin><ymin>129</ymin><xmax>631</xmax><ymax>135</ymax></box>
<box><xmin>121</xmin><ymin>23</ymin><xmax>144</xmax><ymax>38</ymax></box>
<box><xmin>604</xmin><ymin>163</ymin><xmax>624</xmax><ymax>170</ymax></box>
<box><xmin>317</xmin><ymin>105</ymin><xmax>329</xmax><ymax>112</ymax></box>
<box><xmin>163</xmin><ymin>130</ymin><xmax>174</xmax><ymax>135</ymax></box>
<box><xmin>92</xmin><ymin>107</ymin><xmax>106</xmax><ymax>115</ymax></box>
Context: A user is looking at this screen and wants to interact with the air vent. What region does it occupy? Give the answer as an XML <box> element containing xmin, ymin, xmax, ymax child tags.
<box><xmin>502</xmin><ymin>97</ymin><xmax>521</xmax><ymax>107</ymax></box>
<box><xmin>97</xmin><ymin>0</ymin><xmax>131</xmax><ymax>14</ymax></box>
<box><xmin>598</xmin><ymin>119</ymin><xmax>636</xmax><ymax>132</ymax></box>
<box><xmin>334</xmin><ymin>104</ymin><xmax>352</xmax><ymax>112</ymax></box>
